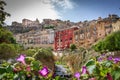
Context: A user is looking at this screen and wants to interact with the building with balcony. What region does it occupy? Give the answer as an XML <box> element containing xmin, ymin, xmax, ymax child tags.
<box><xmin>54</xmin><ymin>27</ymin><xmax>78</xmax><ymax>51</ymax></box>
<box><xmin>74</xmin><ymin>14</ymin><xmax>119</xmax><ymax>48</ymax></box>
<box><xmin>112</xmin><ymin>19</ymin><xmax>120</xmax><ymax>32</ymax></box>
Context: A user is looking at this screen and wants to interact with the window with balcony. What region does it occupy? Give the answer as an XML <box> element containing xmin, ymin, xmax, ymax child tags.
<box><xmin>80</xmin><ymin>34</ymin><xmax>84</xmax><ymax>40</ymax></box>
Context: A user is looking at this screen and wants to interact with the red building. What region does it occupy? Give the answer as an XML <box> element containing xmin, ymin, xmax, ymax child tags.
<box><xmin>54</xmin><ymin>27</ymin><xmax>78</xmax><ymax>51</ymax></box>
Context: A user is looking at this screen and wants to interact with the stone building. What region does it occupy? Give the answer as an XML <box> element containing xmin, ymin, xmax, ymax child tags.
<box><xmin>12</xmin><ymin>21</ymin><xmax>22</xmax><ymax>26</ymax></box>
<box><xmin>74</xmin><ymin>21</ymin><xmax>97</xmax><ymax>48</ymax></box>
<box><xmin>22</xmin><ymin>18</ymin><xmax>40</xmax><ymax>27</ymax></box>
<box><xmin>112</xmin><ymin>19</ymin><xmax>120</xmax><ymax>32</ymax></box>
<box><xmin>74</xmin><ymin>14</ymin><xmax>119</xmax><ymax>48</ymax></box>
<box><xmin>15</xmin><ymin>29</ymin><xmax>55</xmax><ymax>47</ymax></box>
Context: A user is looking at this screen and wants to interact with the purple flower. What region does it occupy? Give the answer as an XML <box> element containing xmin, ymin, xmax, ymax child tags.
<box><xmin>82</xmin><ymin>66</ymin><xmax>87</xmax><ymax>74</ymax></box>
<box><xmin>106</xmin><ymin>73</ymin><xmax>113</xmax><ymax>80</ymax></box>
<box><xmin>101</xmin><ymin>54</ymin><xmax>105</xmax><ymax>57</ymax></box>
<box><xmin>113</xmin><ymin>57</ymin><xmax>120</xmax><ymax>63</ymax></box>
<box><xmin>107</xmin><ymin>56</ymin><xmax>113</xmax><ymax>61</ymax></box>
<box><xmin>97</xmin><ymin>57</ymin><xmax>102</xmax><ymax>62</ymax></box>
<box><xmin>74</xmin><ymin>72</ymin><xmax>80</xmax><ymax>79</ymax></box>
<box><xmin>39</xmin><ymin>67</ymin><xmax>49</xmax><ymax>77</ymax></box>
<box><xmin>16</xmin><ymin>54</ymin><xmax>26</xmax><ymax>65</ymax></box>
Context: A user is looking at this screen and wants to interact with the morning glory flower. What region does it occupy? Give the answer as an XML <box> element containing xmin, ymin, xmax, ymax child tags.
<box><xmin>101</xmin><ymin>54</ymin><xmax>105</xmax><ymax>57</ymax></box>
<box><xmin>74</xmin><ymin>72</ymin><xmax>80</xmax><ymax>80</ymax></box>
<box><xmin>82</xmin><ymin>66</ymin><xmax>87</xmax><ymax>74</ymax></box>
<box><xmin>97</xmin><ymin>57</ymin><xmax>102</xmax><ymax>62</ymax></box>
<box><xmin>16</xmin><ymin>54</ymin><xmax>26</xmax><ymax>65</ymax></box>
<box><xmin>107</xmin><ymin>56</ymin><xmax>113</xmax><ymax>61</ymax></box>
<box><xmin>113</xmin><ymin>57</ymin><xmax>120</xmax><ymax>63</ymax></box>
<box><xmin>38</xmin><ymin>67</ymin><xmax>49</xmax><ymax>77</ymax></box>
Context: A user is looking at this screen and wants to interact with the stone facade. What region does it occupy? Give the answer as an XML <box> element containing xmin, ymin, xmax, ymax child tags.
<box><xmin>22</xmin><ymin>18</ymin><xmax>40</xmax><ymax>27</ymax></box>
<box><xmin>112</xmin><ymin>19</ymin><xmax>120</xmax><ymax>32</ymax></box>
<box><xmin>8</xmin><ymin>14</ymin><xmax>120</xmax><ymax>49</ymax></box>
<box><xmin>74</xmin><ymin>14</ymin><xmax>119</xmax><ymax>48</ymax></box>
<box><xmin>74</xmin><ymin>21</ymin><xmax>97</xmax><ymax>48</ymax></box>
<box><xmin>12</xmin><ymin>21</ymin><xmax>22</xmax><ymax>26</ymax></box>
<box><xmin>14</xmin><ymin>29</ymin><xmax>54</xmax><ymax>48</ymax></box>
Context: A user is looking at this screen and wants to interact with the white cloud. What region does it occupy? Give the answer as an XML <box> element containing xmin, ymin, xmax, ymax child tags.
<box><xmin>51</xmin><ymin>0</ymin><xmax>74</xmax><ymax>9</ymax></box>
<box><xmin>5</xmin><ymin>0</ymin><xmax>61</xmax><ymax>25</ymax></box>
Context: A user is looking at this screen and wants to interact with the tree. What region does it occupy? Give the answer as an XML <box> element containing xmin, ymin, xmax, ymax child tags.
<box><xmin>0</xmin><ymin>0</ymin><xmax>10</xmax><ymax>26</ymax></box>
<box><xmin>93</xmin><ymin>31</ymin><xmax>120</xmax><ymax>52</ymax></box>
<box><xmin>70</xmin><ymin>44</ymin><xmax>77</xmax><ymax>51</ymax></box>
<box><xmin>0</xmin><ymin>28</ymin><xmax>16</xmax><ymax>44</ymax></box>
<box><xmin>44</xmin><ymin>25</ymin><xmax>55</xmax><ymax>29</ymax></box>
<box><xmin>93</xmin><ymin>41</ymin><xmax>105</xmax><ymax>52</ymax></box>
<box><xmin>104</xmin><ymin>31</ymin><xmax>120</xmax><ymax>51</ymax></box>
<box><xmin>0</xmin><ymin>0</ymin><xmax>20</xmax><ymax>60</ymax></box>
<box><xmin>0</xmin><ymin>0</ymin><xmax>15</xmax><ymax>44</ymax></box>
<box><xmin>0</xmin><ymin>43</ymin><xmax>16</xmax><ymax>60</ymax></box>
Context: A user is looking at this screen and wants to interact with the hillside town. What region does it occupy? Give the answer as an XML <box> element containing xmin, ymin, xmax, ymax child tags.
<box><xmin>7</xmin><ymin>14</ymin><xmax>120</xmax><ymax>51</ymax></box>
<box><xmin>1</xmin><ymin>0</ymin><xmax>120</xmax><ymax>79</ymax></box>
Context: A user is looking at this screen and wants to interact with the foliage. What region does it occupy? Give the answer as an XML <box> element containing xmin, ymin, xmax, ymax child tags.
<box><xmin>0</xmin><ymin>28</ymin><xmax>16</xmax><ymax>44</ymax></box>
<box><xmin>0</xmin><ymin>0</ymin><xmax>16</xmax><ymax>44</ymax></box>
<box><xmin>0</xmin><ymin>43</ymin><xmax>17</xmax><ymax>60</ymax></box>
<box><xmin>0</xmin><ymin>0</ymin><xmax>22</xmax><ymax>60</ymax></box>
<box><xmin>73</xmin><ymin>54</ymin><xmax>120</xmax><ymax>80</ymax></box>
<box><xmin>0</xmin><ymin>42</ymin><xmax>22</xmax><ymax>60</ymax></box>
<box><xmin>21</xmin><ymin>49</ymin><xmax>37</xmax><ymax>57</ymax></box>
<box><xmin>44</xmin><ymin>26</ymin><xmax>55</xmax><ymax>29</ymax></box>
<box><xmin>33</xmin><ymin>48</ymin><xmax>55</xmax><ymax>75</ymax></box>
<box><xmin>0</xmin><ymin>55</ymin><xmax>70</xmax><ymax>80</ymax></box>
<box><xmin>63</xmin><ymin>48</ymin><xmax>94</xmax><ymax>73</ymax></box>
<box><xmin>70</xmin><ymin>44</ymin><xmax>77</xmax><ymax>51</ymax></box>
<box><xmin>33</xmin><ymin>48</ymin><xmax>54</xmax><ymax>60</ymax></box>
<box><xmin>0</xmin><ymin>0</ymin><xmax>10</xmax><ymax>26</ymax></box>
<box><xmin>0</xmin><ymin>55</ymin><xmax>49</xmax><ymax>80</ymax></box>
<box><xmin>103</xmin><ymin>31</ymin><xmax>120</xmax><ymax>51</ymax></box>
<box><xmin>93</xmin><ymin>31</ymin><xmax>120</xmax><ymax>52</ymax></box>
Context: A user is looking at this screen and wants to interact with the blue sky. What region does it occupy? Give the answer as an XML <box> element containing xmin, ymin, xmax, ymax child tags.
<box><xmin>5</xmin><ymin>0</ymin><xmax>120</xmax><ymax>24</ymax></box>
<box><xmin>59</xmin><ymin>0</ymin><xmax>120</xmax><ymax>22</ymax></box>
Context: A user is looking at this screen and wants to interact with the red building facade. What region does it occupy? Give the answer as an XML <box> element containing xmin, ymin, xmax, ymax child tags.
<box><xmin>54</xmin><ymin>27</ymin><xmax>78</xmax><ymax>51</ymax></box>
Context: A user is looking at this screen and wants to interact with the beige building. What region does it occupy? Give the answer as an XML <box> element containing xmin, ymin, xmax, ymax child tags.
<box><xmin>14</xmin><ymin>29</ymin><xmax>55</xmax><ymax>48</ymax></box>
<box><xmin>112</xmin><ymin>19</ymin><xmax>120</xmax><ymax>32</ymax></box>
<box><xmin>22</xmin><ymin>18</ymin><xmax>40</xmax><ymax>27</ymax></box>
<box><xmin>73</xmin><ymin>15</ymin><xmax>117</xmax><ymax>48</ymax></box>
<box><xmin>74</xmin><ymin>23</ymin><xmax>97</xmax><ymax>48</ymax></box>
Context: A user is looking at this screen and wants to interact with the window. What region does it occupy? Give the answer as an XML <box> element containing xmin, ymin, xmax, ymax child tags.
<box><xmin>75</xmin><ymin>35</ymin><xmax>78</xmax><ymax>40</ymax></box>
<box><xmin>70</xmin><ymin>38</ymin><xmax>72</xmax><ymax>40</ymax></box>
<box><xmin>80</xmin><ymin>34</ymin><xmax>84</xmax><ymax>39</ymax></box>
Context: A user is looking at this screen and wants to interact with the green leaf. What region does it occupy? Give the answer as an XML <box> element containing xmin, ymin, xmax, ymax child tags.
<box><xmin>18</xmin><ymin>72</ymin><xmax>26</xmax><ymax>80</ymax></box>
<box><xmin>85</xmin><ymin>59</ymin><xmax>95</xmax><ymax>67</ymax></box>
<box><xmin>0</xmin><ymin>73</ymin><xmax>6</xmax><ymax>79</ymax></box>
<box><xmin>112</xmin><ymin>68</ymin><xmax>120</xmax><ymax>80</ymax></box>
<box><xmin>14</xmin><ymin>74</ymin><xmax>19</xmax><ymax>80</ymax></box>
<box><xmin>31</xmin><ymin>61</ymin><xmax>41</xmax><ymax>70</ymax></box>
<box><xmin>87</xmin><ymin>65</ymin><xmax>96</xmax><ymax>74</ymax></box>
<box><xmin>114</xmin><ymin>72</ymin><xmax>120</xmax><ymax>80</ymax></box>
<box><xmin>0</xmin><ymin>67</ymin><xmax>6</xmax><ymax>74</ymax></box>
<box><xmin>6</xmin><ymin>65</ymin><xmax>13</xmax><ymax>73</ymax></box>
<box><xmin>94</xmin><ymin>66</ymin><xmax>100</xmax><ymax>75</ymax></box>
